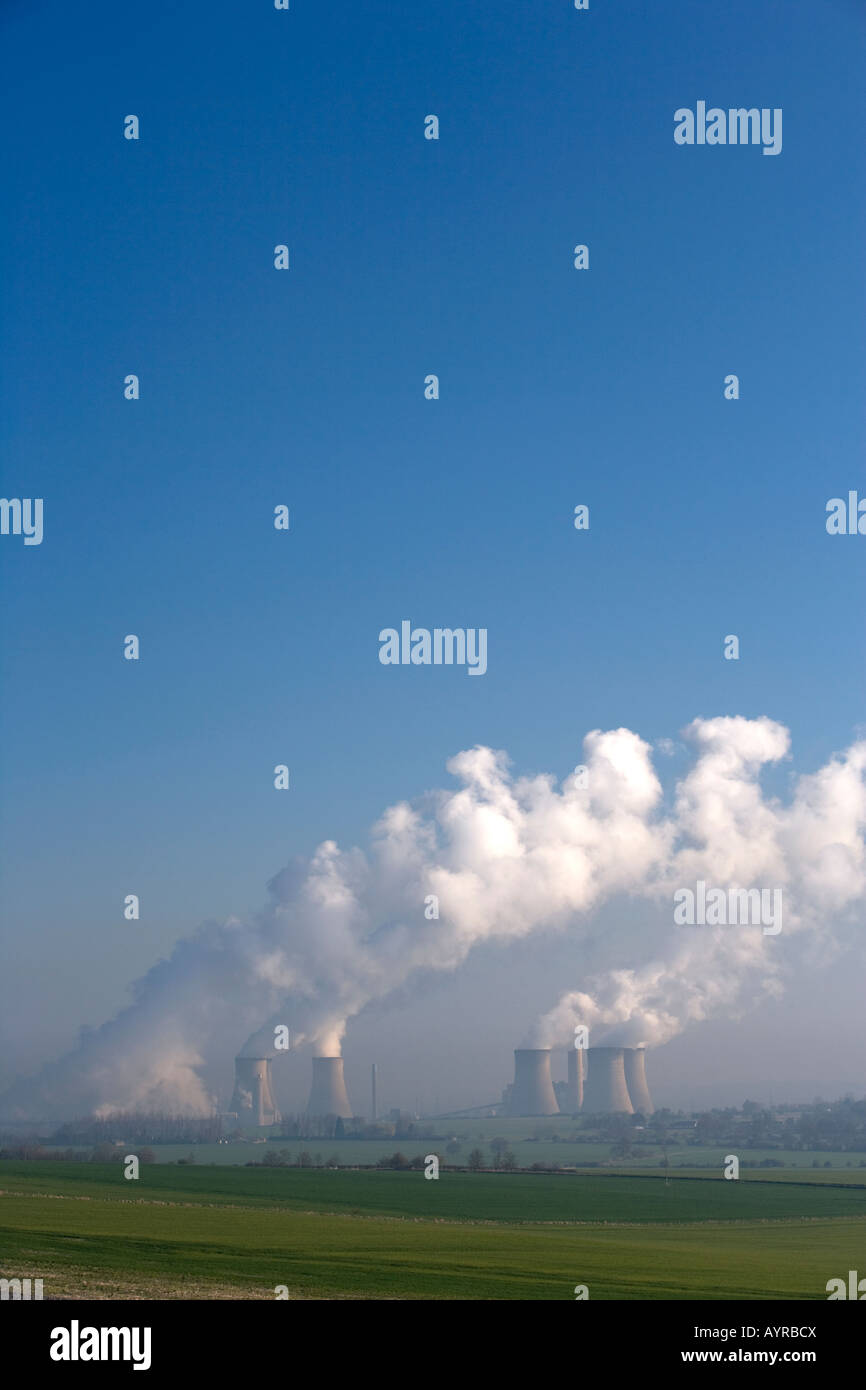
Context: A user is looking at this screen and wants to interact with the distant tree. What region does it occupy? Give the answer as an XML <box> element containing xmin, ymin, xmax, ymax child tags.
<box><xmin>603</xmin><ymin>1115</ymin><xmax>632</xmax><ymax>1143</ymax></box>
<box><xmin>501</xmin><ymin>1150</ymin><xmax>517</xmax><ymax>1171</ymax></box>
<box><xmin>298</xmin><ymin>1151</ymin><xmax>313</xmax><ymax>1168</ymax></box>
<box><xmin>610</xmin><ymin>1138</ymin><xmax>635</xmax><ymax>1160</ymax></box>
<box><xmin>468</xmin><ymin>1148</ymin><xmax>484</xmax><ymax>1171</ymax></box>
<box><xmin>649</xmin><ymin>1108</ymin><xmax>675</xmax><ymax>1130</ymax></box>
<box><xmin>326</xmin><ymin>1154</ymin><xmax>340</xmax><ymax>1169</ymax></box>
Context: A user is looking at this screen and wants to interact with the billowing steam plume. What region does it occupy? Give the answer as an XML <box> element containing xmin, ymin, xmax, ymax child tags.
<box><xmin>2</xmin><ymin>716</ymin><xmax>865</xmax><ymax>1117</ymax></box>
<box><xmin>532</xmin><ymin>717</ymin><xmax>866</xmax><ymax>1047</ymax></box>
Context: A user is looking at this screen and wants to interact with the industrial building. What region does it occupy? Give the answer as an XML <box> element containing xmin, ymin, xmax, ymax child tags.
<box><xmin>505</xmin><ymin>1049</ymin><xmax>560</xmax><ymax>1116</ymax></box>
<box><xmin>229</xmin><ymin>1057</ymin><xmax>281</xmax><ymax>1127</ymax></box>
<box><xmin>227</xmin><ymin>1040</ymin><xmax>653</xmax><ymax>1129</ymax></box>
<box><xmin>504</xmin><ymin>1044</ymin><xmax>654</xmax><ymax>1117</ymax></box>
<box><xmin>305</xmin><ymin>1055</ymin><xmax>353</xmax><ymax>1119</ymax></box>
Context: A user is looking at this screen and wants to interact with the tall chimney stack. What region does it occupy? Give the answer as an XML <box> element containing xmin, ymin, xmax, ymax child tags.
<box><xmin>581</xmin><ymin>1047</ymin><xmax>634</xmax><ymax>1114</ymax></box>
<box><xmin>306</xmin><ymin>1056</ymin><xmax>353</xmax><ymax>1118</ymax></box>
<box><xmin>623</xmin><ymin>1046</ymin><xmax>654</xmax><ymax>1115</ymax></box>
<box><xmin>562</xmin><ymin>1046</ymin><xmax>584</xmax><ymax>1113</ymax></box>
<box><xmin>507</xmin><ymin>1049</ymin><xmax>560</xmax><ymax>1116</ymax></box>
<box><xmin>230</xmin><ymin>1057</ymin><xmax>280</xmax><ymax>1127</ymax></box>
<box><xmin>371</xmin><ymin>1063</ymin><xmax>378</xmax><ymax>1121</ymax></box>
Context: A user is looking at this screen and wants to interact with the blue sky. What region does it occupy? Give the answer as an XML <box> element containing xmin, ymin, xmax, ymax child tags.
<box><xmin>1</xmin><ymin>0</ymin><xmax>864</xmax><ymax>1107</ymax></box>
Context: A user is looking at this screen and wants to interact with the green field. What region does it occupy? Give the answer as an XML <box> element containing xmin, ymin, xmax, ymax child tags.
<box><xmin>37</xmin><ymin>1135</ymin><xmax>866</xmax><ymax>1171</ymax></box>
<box><xmin>3</xmin><ymin>1161</ymin><xmax>866</xmax><ymax>1222</ymax></box>
<box><xmin>2</xmin><ymin>1160</ymin><xmax>864</xmax><ymax>1300</ymax></box>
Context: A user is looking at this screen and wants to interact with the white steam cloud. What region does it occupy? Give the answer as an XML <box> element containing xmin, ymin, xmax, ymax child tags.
<box><xmin>533</xmin><ymin>718</ymin><xmax>866</xmax><ymax>1047</ymax></box>
<box><xmin>3</xmin><ymin>716</ymin><xmax>865</xmax><ymax>1118</ymax></box>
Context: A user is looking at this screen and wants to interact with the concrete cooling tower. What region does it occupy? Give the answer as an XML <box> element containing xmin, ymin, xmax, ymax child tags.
<box><xmin>623</xmin><ymin>1046</ymin><xmax>654</xmax><ymax>1115</ymax></box>
<box><xmin>230</xmin><ymin>1057</ymin><xmax>280</xmax><ymax>1127</ymax></box>
<box><xmin>581</xmin><ymin>1047</ymin><xmax>634</xmax><ymax>1114</ymax></box>
<box><xmin>507</xmin><ymin>1049</ymin><xmax>560</xmax><ymax>1116</ymax></box>
<box><xmin>561</xmin><ymin>1047</ymin><xmax>585</xmax><ymax>1113</ymax></box>
<box><xmin>306</xmin><ymin>1056</ymin><xmax>353</xmax><ymax>1118</ymax></box>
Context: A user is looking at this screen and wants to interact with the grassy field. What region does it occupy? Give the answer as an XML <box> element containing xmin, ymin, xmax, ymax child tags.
<box><xmin>2</xmin><ymin>1161</ymin><xmax>866</xmax><ymax>1222</ymax></box>
<box><xmin>36</xmin><ymin>1136</ymin><xmax>866</xmax><ymax>1170</ymax></box>
<box><xmin>616</xmin><ymin>1165</ymin><xmax>866</xmax><ymax>1185</ymax></box>
<box><xmin>1</xmin><ymin>1160</ymin><xmax>864</xmax><ymax>1300</ymax></box>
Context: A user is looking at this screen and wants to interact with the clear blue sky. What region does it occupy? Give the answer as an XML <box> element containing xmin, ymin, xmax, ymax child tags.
<box><xmin>1</xmin><ymin>0</ymin><xmax>864</xmax><ymax>1106</ymax></box>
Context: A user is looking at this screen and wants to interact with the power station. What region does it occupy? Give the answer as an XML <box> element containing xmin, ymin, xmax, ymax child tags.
<box><xmin>561</xmin><ymin>1046</ymin><xmax>584</xmax><ymax>1112</ymax></box>
<box><xmin>503</xmin><ymin>1044</ymin><xmax>654</xmax><ymax>1117</ymax></box>
<box><xmin>581</xmin><ymin>1046</ymin><xmax>634</xmax><ymax>1114</ymax></box>
<box><xmin>229</xmin><ymin>1057</ymin><xmax>280</xmax><ymax>1127</ymax></box>
<box><xmin>227</xmin><ymin>1041</ymin><xmax>653</xmax><ymax>1127</ymax></box>
<box><xmin>506</xmin><ymin>1049</ymin><xmax>560</xmax><ymax>1116</ymax></box>
<box><xmin>306</xmin><ymin>1056</ymin><xmax>353</xmax><ymax>1119</ymax></box>
<box><xmin>623</xmin><ymin>1045</ymin><xmax>654</xmax><ymax>1115</ymax></box>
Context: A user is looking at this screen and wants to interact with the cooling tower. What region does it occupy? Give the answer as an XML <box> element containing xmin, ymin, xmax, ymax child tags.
<box><xmin>581</xmin><ymin>1047</ymin><xmax>634</xmax><ymax>1114</ymax></box>
<box><xmin>562</xmin><ymin>1047</ymin><xmax>584</xmax><ymax>1112</ymax></box>
<box><xmin>230</xmin><ymin>1057</ymin><xmax>280</xmax><ymax>1127</ymax></box>
<box><xmin>306</xmin><ymin>1056</ymin><xmax>353</xmax><ymax>1118</ymax></box>
<box><xmin>623</xmin><ymin>1046</ymin><xmax>654</xmax><ymax>1115</ymax></box>
<box><xmin>507</xmin><ymin>1049</ymin><xmax>560</xmax><ymax>1116</ymax></box>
